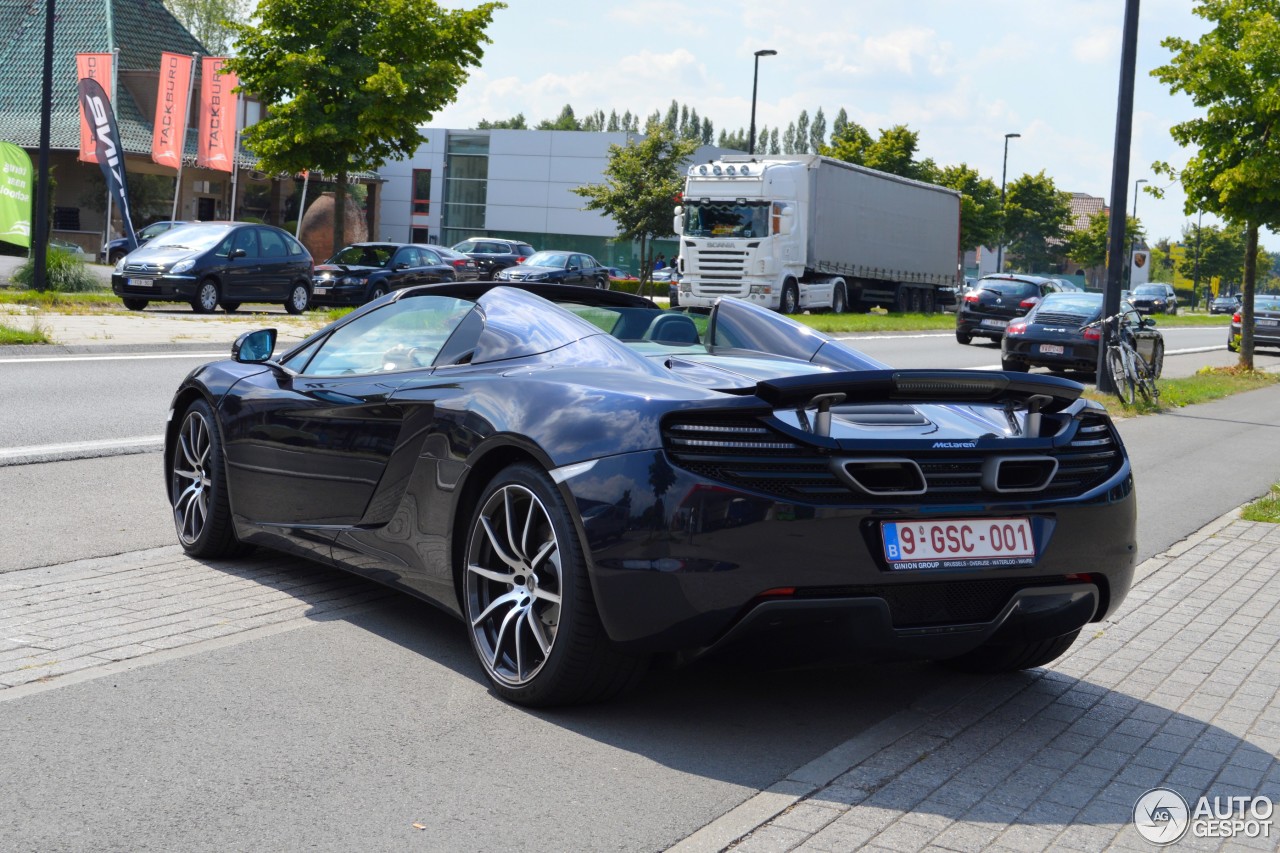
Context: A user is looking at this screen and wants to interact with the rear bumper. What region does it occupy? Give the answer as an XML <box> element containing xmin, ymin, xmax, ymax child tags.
<box><xmin>1003</xmin><ymin>336</ymin><xmax>1100</xmax><ymax>371</ymax></box>
<box><xmin>563</xmin><ymin>448</ymin><xmax>1137</xmax><ymax>657</ymax></box>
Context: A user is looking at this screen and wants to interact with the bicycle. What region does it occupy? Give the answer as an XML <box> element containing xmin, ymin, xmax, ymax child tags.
<box><xmin>1082</xmin><ymin>312</ymin><xmax>1160</xmax><ymax>406</ymax></box>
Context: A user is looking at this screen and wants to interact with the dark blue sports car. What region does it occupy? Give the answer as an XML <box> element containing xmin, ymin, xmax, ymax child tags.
<box><xmin>165</xmin><ymin>283</ymin><xmax>1137</xmax><ymax>706</ymax></box>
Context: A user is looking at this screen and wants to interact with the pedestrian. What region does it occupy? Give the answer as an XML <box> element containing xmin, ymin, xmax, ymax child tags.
<box><xmin>654</xmin><ymin>253</ymin><xmax>666</xmax><ymax>271</ymax></box>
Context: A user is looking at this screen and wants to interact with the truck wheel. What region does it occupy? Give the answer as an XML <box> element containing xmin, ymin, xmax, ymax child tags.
<box><xmin>923</xmin><ymin>290</ymin><xmax>936</xmax><ymax>314</ymax></box>
<box><xmin>893</xmin><ymin>289</ymin><xmax>910</xmax><ymax>313</ymax></box>
<box><xmin>831</xmin><ymin>284</ymin><xmax>847</xmax><ymax>314</ymax></box>
<box><xmin>910</xmin><ymin>289</ymin><xmax>924</xmax><ymax>312</ymax></box>
<box><xmin>780</xmin><ymin>282</ymin><xmax>799</xmax><ymax>314</ymax></box>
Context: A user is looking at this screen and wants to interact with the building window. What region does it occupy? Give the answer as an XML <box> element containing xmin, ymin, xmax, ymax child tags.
<box><xmin>412</xmin><ymin>169</ymin><xmax>431</xmax><ymax>214</ymax></box>
<box><xmin>411</xmin><ymin>227</ymin><xmax>431</xmax><ymax>243</ymax></box>
<box><xmin>443</xmin><ymin>133</ymin><xmax>489</xmax><ymax>237</ymax></box>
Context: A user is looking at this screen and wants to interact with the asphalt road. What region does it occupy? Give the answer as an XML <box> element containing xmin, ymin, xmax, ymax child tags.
<box><xmin>4</xmin><ymin>331</ymin><xmax>1280</xmax><ymax>851</ymax></box>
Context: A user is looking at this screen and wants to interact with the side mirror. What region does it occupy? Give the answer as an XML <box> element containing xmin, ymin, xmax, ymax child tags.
<box><xmin>775</xmin><ymin>205</ymin><xmax>794</xmax><ymax>236</ymax></box>
<box><xmin>393</xmin><ymin>262</ymin><xmax>409</xmax><ymax>270</ymax></box>
<box><xmin>233</xmin><ymin>328</ymin><xmax>277</xmax><ymax>363</ymax></box>
<box><xmin>1143</xmin><ymin>317</ymin><xmax>1157</xmax><ymax>327</ymax></box>
<box><xmin>673</xmin><ymin>206</ymin><xmax>684</xmax><ymax>235</ymax></box>
<box><xmin>229</xmin><ymin>248</ymin><xmax>246</xmax><ymax>259</ymax></box>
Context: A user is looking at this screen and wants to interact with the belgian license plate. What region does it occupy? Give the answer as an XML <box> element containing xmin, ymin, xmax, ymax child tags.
<box><xmin>980</xmin><ymin>319</ymin><xmax>1008</xmax><ymax>328</ymax></box>
<box><xmin>1258</xmin><ymin>318</ymin><xmax>1277</xmax><ymax>327</ymax></box>
<box><xmin>882</xmin><ymin>518</ymin><xmax>1035</xmax><ymax>570</ymax></box>
<box><xmin>313</xmin><ymin>286</ymin><xmax>329</xmax><ymax>294</ymax></box>
<box><xmin>127</xmin><ymin>277</ymin><xmax>153</xmax><ymax>287</ymax></box>
<box><xmin>1039</xmin><ymin>343</ymin><xmax>1065</xmax><ymax>355</ymax></box>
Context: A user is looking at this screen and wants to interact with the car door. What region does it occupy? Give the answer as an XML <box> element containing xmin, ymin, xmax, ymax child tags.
<box><xmin>223</xmin><ymin>226</ymin><xmax>265</xmax><ymax>301</ymax></box>
<box><xmin>255</xmin><ymin>227</ymin><xmax>293</xmax><ymax>299</ymax></box>
<box><xmin>387</xmin><ymin>246</ymin><xmax>421</xmax><ymax>291</ymax></box>
<box><xmin>416</xmin><ymin>247</ymin><xmax>450</xmax><ymax>283</ymax></box>
<box><xmin>567</xmin><ymin>254</ymin><xmax>588</xmax><ymax>285</ymax></box>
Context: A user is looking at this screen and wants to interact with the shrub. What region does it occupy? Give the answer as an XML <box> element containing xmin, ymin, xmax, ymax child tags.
<box><xmin>10</xmin><ymin>247</ymin><xmax>102</xmax><ymax>293</ymax></box>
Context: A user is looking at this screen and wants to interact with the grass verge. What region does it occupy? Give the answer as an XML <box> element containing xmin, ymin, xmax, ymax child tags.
<box><xmin>1242</xmin><ymin>484</ymin><xmax>1280</xmax><ymax>523</ymax></box>
<box><xmin>1083</xmin><ymin>365</ymin><xmax>1280</xmax><ymax>418</ymax></box>
<box><xmin>0</xmin><ymin>317</ymin><xmax>52</xmax><ymax>344</ymax></box>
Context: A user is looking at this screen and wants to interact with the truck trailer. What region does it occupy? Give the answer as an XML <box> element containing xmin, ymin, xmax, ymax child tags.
<box><xmin>674</xmin><ymin>154</ymin><xmax>962</xmax><ymax>313</ymax></box>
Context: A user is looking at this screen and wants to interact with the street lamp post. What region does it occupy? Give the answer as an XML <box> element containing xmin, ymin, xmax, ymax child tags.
<box><xmin>996</xmin><ymin>132</ymin><xmax>1020</xmax><ymax>274</ymax></box>
<box><xmin>1128</xmin><ymin>177</ymin><xmax>1147</xmax><ymax>287</ymax></box>
<box><xmin>748</xmin><ymin>49</ymin><xmax>777</xmax><ymax>156</ymax></box>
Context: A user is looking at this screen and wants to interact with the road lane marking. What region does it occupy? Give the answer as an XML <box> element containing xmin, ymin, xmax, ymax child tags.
<box><xmin>0</xmin><ymin>435</ymin><xmax>164</xmax><ymax>467</ymax></box>
<box><xmin>0</xmin><ymin>352</ymin><xmax>223</xmax><ymax>364</ymax></box>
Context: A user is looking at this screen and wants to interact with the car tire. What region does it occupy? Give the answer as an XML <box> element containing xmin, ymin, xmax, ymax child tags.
<box><xmin>780</xmin><ymin>281</ymin><xmax>800</xmax><ymax>315</ymax></box>
<box><xmin>831</xmin><ymin>283</ymin><xmax>848</xmax><ymax>314</ymax></box>
<box><xmin>1001</xmin><ymin>356</ymin><xmax>1029</xmax><ymax>372</ymax></box>
<box><xmin>463</xmin><ymin>463</ymin><xmax>647</xmax><ymax>707</ymax></box>
<box><xmin>109</xmin><ymin>250</ymin><xmax>125</xmax><ymax>265</ymax></box>
<box><xmin>595</xmin><ymin>276</ymin><xmax>609</xmax><ymax>290</ymax></box>
<box><xmin>192</xmin><ymin>279</ymin><xmax>219</xmax><ymax>314</ymax></box>
<box><xmin>171</xmin><ymin>399</ymin><xmax>248</xmax><ymax>559</ymax></box>
<box><xmin>285</xmin><ymin>281</ymin><xmax>310</xmax><ymax>315</ymax></box>
<box><xmin>221</xmin><ymin>302</ymin><xmax>241</xmax><ymax>314</ymax></box>
<box><xmin>956</xmin><ymin>330</ymin><xmax>973</xmax><ymax>345</ymax></box>
<box><xmin>940</xmin><ymin>629</ymin><xmax>1081</xmax><ymax>673</ymax></box>
<box><xmin>365</xmin><ymin>283</ymin><xmax>388</xmax><ymax>304</ymax></box>
<box><xmin>122</xmin><ymin>298</ymin><xmax>148</xmax><ymax>311</ymax></box>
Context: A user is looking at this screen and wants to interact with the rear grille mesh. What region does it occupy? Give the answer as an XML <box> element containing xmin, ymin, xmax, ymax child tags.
<box><xmin>663</xmin><ymin>413</ymin><xmax>1122</xmax><ymax>504</ymax></box>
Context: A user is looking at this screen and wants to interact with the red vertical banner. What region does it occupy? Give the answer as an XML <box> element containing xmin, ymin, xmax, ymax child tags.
<box><xmin>152</xmin><ymin>52</ymin><xmax>194</xmax><ymax>169</ymax></box>
<box><xmin>197</xmin><ymin>57</ymin><xmax>239</xmax><ymax>173</ymax></box>
<box><xmin>76</xmin><ymin>53</ymin><xmax>114</xmax><ymax>163</ymax></box>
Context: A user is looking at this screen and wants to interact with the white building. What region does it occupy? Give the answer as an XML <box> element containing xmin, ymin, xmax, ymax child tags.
<box><xmin>377</xmin><ymin>128</ymin><xmax>726</xmax><ymax>272</ymax></box>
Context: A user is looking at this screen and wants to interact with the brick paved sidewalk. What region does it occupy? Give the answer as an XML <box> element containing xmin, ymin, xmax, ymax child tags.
<box><xmin>675</xmin><ymin>515</ymin><xmax>1280</xmax><ymax>853</ymax></box>
<box><xmin>0</xmin><ymin>546</ymin><xmax>390</xmax><ymax>692</ymax></box>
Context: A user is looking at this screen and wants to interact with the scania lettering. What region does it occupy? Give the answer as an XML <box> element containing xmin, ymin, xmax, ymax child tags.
<box><xmin>674</xmin><ymin>154</ymin><xmax>961</xmax><ymax>314</ymax></box>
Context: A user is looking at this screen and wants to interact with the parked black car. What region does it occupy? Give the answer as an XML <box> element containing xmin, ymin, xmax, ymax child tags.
<box><xmin>495</xmin><ymin>250</ymin><xmax>610</xmax><ymax>288</ymax></box>
<box><xmin>99</xmin><ymin>220</ymin><xmax>186</xmax><ymax>264</ymax></box>
<box><xmin>419</xmin><ymin>244</ymin><xmax>481</xmax><ymax>282</ymax></box>
<box><xmin>1228</xmin><ymin>293</ymin><xmax>1280</xmax><ymax>352</ymax></box>
<box><xmin>112</xmin><ymin>222</ymin><xmax>313</xmax><ymax>314</ymax></box>
<box><xmin>450</xmin><ymin>237</ymin><xmax>536</xmax><ymax>280</ymax></box>
<box><xmin>163</xmin><ymin>281</ymin><xmax>1136</xmax><ymax>706</ymax></box>
<box><xmin>1210</xmin><ymin>293</ymin><xmax>1241</xmax><ymax>315</ymax></box>
<box><xmin>1128</xmin><ymin>283</ymin><xmax>1178</xmax><ymax>315</ymax></box>
<box><xmin>1001</xmin><ymin>291</ymin><xmax>1164</xmax><ymax>376</ymax></box>
<box><xmin>311</xmin><ymin>243</ymin><xmax>459</xmax><ymax>306</ymax></box>
<box><xmin>956</xmin><ymin>274</ymin><xmax>1068</xmax><ymax>344</ymax></box>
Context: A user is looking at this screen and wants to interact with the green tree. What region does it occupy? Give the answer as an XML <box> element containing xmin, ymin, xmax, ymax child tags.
<box><xmin>831</xmin><ymin>107</ymin><xmax>849</xmax><ymax>140</ymax></box>
<box><xmin>768</xmin><ymin>128</ymin><xmax>780</xmax><ymax>155</ymax></box>
<box><xmin>538</xmin><ymin>105</ymin><xmax>581</xmax><ymax>130</ymax></box>
<box><xmin>1002</xmin><ymin>171</ymin><xmax>1072</xmax><ymax>272</ymax></box>
<box><xmin>606</xmin><ymin>110</ymin><xmax>620</xmax><ymax>132</ymax></box>
<box><xmin>1151</xmin><ymin>0</ymin><xmax>1280</xmax><ymax>366</ymax></box>
<box><xmin>809</xmin><ymin>107</ymin><xmax>827</xmax><ymax>154</ymax></box>
<box><xmin>782</xmin><ymin>122</ymin><xmax>797</xmax><ymax>154</ymax></box>
<box><xmin>572</xmin><ymin>120</ymin><xmax>698</xmax><ymax>295</ymax></box>
<box><xmin>227</xmin><ymin>0</ymin><xmax>502</xmax><ymax>254</ymax></box>
<box><xmin>477</xmin><ymin>113</ymin><xmax>527</xmax><ymax>129</ymax></box>
<box><xmin>1178</xmin><ymin>221</ymin><xmax>1249</xmax><ymax>291</ymax></box>
<box><xmin>931</xmin><ymin>163</ymin><xmax>1002</xmax><ymax>254</ymax></box>
<box><xmin>1065</xmin><ymin>211</ymin><xmax>1143</xmax><ymax>274</ymax></box>
<box><xmin>795</xmin><ymin>110</ymin><xmax>810</xmax><ymax>155</ymax></box>
<box><xmin>718</xmin><ymin>127</ymin><xmax>748</xmax><ymax>150</ymax></box>
<box><xmin>701</xmin><ymin>117</ymin><xmax>714</xmax><ymax>146</ymax></box>
<box><xmin>824</xmin><ymin>123</ymin><xmax>934</xmax><ymax>181</ymax></box>
<box><xmin>164</xmin><ymin>0</ymin><xmax>247</xmax><ymax>55</ymax></box>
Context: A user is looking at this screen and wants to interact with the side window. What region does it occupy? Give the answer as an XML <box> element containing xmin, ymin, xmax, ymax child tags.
<box><xmin>233</xmin><ymin>228</ymin><xmax>259</xmax><ymax>258</ymax></box>
<box><xmin>302</xmin><ymin>296</ymin><xmax>477</xmax><ymax>377</ymax></box>
<box><xmin>392</xmin><ymin>248</ymin><xmax>416</xmax><ymax>268</ymax></box>
<box><xmin>519</xmin><ymin>245</ymin><xmax>534</xmax><ymax>258</ymax></box>
<box><xmin>570</xmin><ymin>255</ymin><xmax>584</xmax><ymax>269</ymax></box>
<box><xmin>419</xmin><ymin>248</ymin><xmax>442</xmax><ymax>266</ymax></box>
<box><xmin>214</xmin><ymin>233</ymin><xmax>235</xmax><ymax>258</ymax></box>
<box><xmin>258</xmin><ymin>228</ymin><xmax>287</xmax><ymax>259</ymax></box>
<box><xmin>282</xmin><ymin>234</ymin><xmax>306</xmax><ymax>257</ymax></box>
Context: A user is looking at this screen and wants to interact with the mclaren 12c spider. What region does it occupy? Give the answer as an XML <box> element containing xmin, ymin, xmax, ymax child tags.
<box><xmin>165</xmin><ymin>283</ymin><xmax>1137</xmax><ymax>706</ymax></box>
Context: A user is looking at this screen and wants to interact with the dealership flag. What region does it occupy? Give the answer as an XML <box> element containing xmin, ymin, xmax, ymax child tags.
<box><xmin>197</xmin><ymin>57</ymin><xmax>238</xmax><ymax>173</ymax></box>
<box><xmin>75</xmin><ymin>53</ymin><xmax>113</xmax><ymax>163</ymax></box>
<box><xmin>77</xmin><ymin>77</ymin><xmax>137</xmax><ymax>250</ymax></box>
<box><xmin>0</xmin><ymin>141</ymin><xmax>33</xmax><ymax>248</ymax></box>
<box><xmin>152</xmin><ymin>52</ymin><xmax>194</xmax><ymax>169</ymax></box>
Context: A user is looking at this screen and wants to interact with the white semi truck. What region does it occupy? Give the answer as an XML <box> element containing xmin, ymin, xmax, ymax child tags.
<box><xmin>673</xmin><ymin>154</ymin><xmax>961</xmax><ymax>313</ymax></box>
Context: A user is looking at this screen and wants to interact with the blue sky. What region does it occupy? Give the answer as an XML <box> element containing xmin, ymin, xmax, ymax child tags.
<box><xmin>432</xmin><ymin>0</ymin><xmax>1233</xmax><ymax>246</ymax></box>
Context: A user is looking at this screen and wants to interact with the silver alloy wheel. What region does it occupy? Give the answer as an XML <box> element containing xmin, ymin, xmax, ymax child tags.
<box><xmin>466</xmin><ymin>484</ymin><xmax>563</xmax><ymax>687</ymax></box>
<box><xmin>172</xmin><ymin>409</ymin><xmax>213</xmax><ymax>545</ymax></box>
<box><xmin>288</xmin><ymin>283</ymin><xmax>309</xmax><ymax>313</ymax></box>
<box><xmin>197</xmin><ymin>282</ymin><xmax>218</xmax><ymax>313</ymax></box>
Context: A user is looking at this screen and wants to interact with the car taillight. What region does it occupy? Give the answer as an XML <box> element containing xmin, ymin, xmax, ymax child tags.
<box><xmin>516</xmin><ymin>257</ymin><xmax>526</xmax><ymax>263</ymax></box>
<box><xmin>1082</xmin><ymin>326</ymin><xmax>1101</xmax><ymax>341</ymax></box>
<box><xmin>452</xmin><ymin>259</ymin><xmax>467</xmax><ymax>268</ymax></box>
<box><xmin>1019</xmin><ymin>297</ymin><xmax>1039</xmax><ymax>310</ymax></box>
<box><xmin>1006</xmin><ymin>320</ymin><xmax>1028</xmax><ymax>335</ymax></box>
<box><xmin>1233</xmin><ymin>312</ymin><xmax>1242</xmax><ymax>323</ymax></box>
<box><xmin>964</xmin><ymin>291</ymin><xmax>980</xmax><ymax>303</ymax></box>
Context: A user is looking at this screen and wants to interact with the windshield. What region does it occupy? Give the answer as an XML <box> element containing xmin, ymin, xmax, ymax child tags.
<box><xmin>525</xmin><ymin>251</ymin><xmax>570</xmax><ymax>268</ymax></box>
<box><xmin>329</xmin><ymin>245</ymin><xmax>394</xmax><ymax>267</ymax></box>
<box><xmin>683</xmin><ymin>200</ymin><xmax>770</xmax><ymax>238</ymax></box>
<box><xmin>1257</xmin><ymin>296</ymin><xmax>1280</xmax><ymax>311</ymax></box>
<box><xmin>1036</xmin><ymin>292</ymin><xmax>1101</xmax><ymax>314</ymax></box>
<box><xmin>150</xmin><ymin>223</ymin><xmax>234</xmax><ymax>251</ymax></box>
<box><xmin>1133</xmin><ymin>285</ymin><xmax>1164</xmax><ymax>296</ymax></box>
